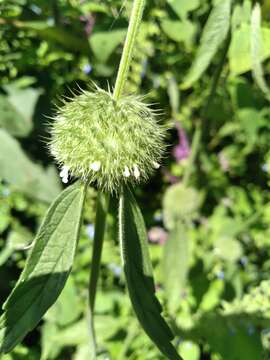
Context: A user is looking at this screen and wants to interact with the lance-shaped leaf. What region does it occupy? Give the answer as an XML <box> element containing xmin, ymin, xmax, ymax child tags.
<box><xmin>0</xmin><ymin>181</ymin><xmax>86</xmax><ymax>353</ymax></box>
<box><xmin>182</xmin><ymin>0</ymin><xmax>231</xmax><ymax>89</ymax></box>
<box><xmin>251</xmin><ymin>3</ymin><xmax>270</xmax><ymax>101</ymax></box>
<box><xmin>119</xmin><ymin>186</ymin><xmax>182</xmax><ymax>360</ymax></box>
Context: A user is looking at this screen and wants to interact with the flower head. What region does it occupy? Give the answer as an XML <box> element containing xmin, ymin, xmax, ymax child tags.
<box><xmin>173</xmin><ymin>123</ymin><xmax>190</xmax><ymax>162</ymax></box>
<box><xmin>49</xmin><ymin>87</ymin><xmax>166</xmax><ymax>193</ymax></box>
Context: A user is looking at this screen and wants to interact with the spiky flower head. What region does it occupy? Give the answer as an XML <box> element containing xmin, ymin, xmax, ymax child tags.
<box><xmin>49</xmin><ymin>87</ymin><xmax>166</xmax><ymax>193</ymax></box>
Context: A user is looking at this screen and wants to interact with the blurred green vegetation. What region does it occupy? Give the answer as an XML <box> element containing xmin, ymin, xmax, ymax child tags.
<box><xmin>1</xmin><ymin>0</ymin><xmax>270</xmax><ymax>359</ymax></box>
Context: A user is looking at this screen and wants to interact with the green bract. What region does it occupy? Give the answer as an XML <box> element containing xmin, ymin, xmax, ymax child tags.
<box><xmin>49</xmin><ymin>87</ymin><xmax>166</xmax><ymax>193</ymax></box>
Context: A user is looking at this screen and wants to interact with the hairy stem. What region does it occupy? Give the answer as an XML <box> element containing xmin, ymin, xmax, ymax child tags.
<box><xmin>113</xmin><ymin>0</ymin><xmax>146</xmax><ymax>100</ymax></box>
<box><xmin>88</xmin><ymin>192</ymin><xmax>110</xmax><ymax>357</ymax></box>
<box><xmin>88</xmin><ymin>0</ymin><xmax>146</xmax><ymax>355</ymax></box>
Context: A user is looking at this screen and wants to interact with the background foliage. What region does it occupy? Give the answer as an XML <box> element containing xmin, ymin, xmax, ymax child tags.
<box><xmin>1</xmin><ymin>0</ymin><xmax>270</xmax><ymax>359</ymax></box>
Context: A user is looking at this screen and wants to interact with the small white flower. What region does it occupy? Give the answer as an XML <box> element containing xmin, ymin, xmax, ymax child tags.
<box><xmin>153</xmin><ymin>161</ymin><xmax>160</xmax><ymax>169</ymax></box>
<box><xmin>62</xmin><ymin>175</ymin><xmax>69</xmax><ymax>184</ymax></box>
<box><xmin>60</xmin><ymin>165</ymin><xmax>69</xmax><ymax>178</ymax></box>
<box><xmin>90</xmin><ymin>161</ymin><xmax>101</xmax><ymax>171</ymax></box>
<box><xmin>59</xmin><ymin>165</ymin><xmax>69</xmax><ymax>183</ymax></box>
<box><xmin>133</xmin><ymin>164</ymin><xmax>140</xmax><ymax>179</ymax></box>
<box><xmin>123</xmin><ymin>166</ymin><xmax>130</xmax><ymax>177</ymax></box>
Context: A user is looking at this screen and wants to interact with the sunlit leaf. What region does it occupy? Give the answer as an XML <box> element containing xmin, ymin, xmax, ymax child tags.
<box><xmin>229</xmin><ymin>24</ymin><xmax>270</xmax><ymax>75</ymax></box>
<box><xmin>0</xmin><ymin>129</ymin><xmax>61</xmax><ymax>202</ymax></box>
<box><xmin>0</xmin><ymin>181</ymin><xmax>86</xmax><ymax>353</ymax></box>
<box><xmin>182</xmin><ymin>0</ymin><xmax>231</xmax><ymax>89</ymax></box>
<box><xmin>119</xmin><ymin>186</ymin><xmax>182</xmax><ymax>360</ymax></box>
<box><xmin>0</xmin><ymin>87</ymin><xmax>40</xmax><ymax>137</ymax></box>
<box><xmin>90</xmin><ymin>30</ymin><xmax>126</xmax><ymax>63</ymax></box>
<box><xmin>167</xmin><ymin>0</ymin><xmax>199</xmax><ymax>19</ymax></box>
<box><xmin>251</xmin><ymin>3</ymin><xmax>270</xmax><ymax>100</ymax></box>
<box><xmin>161</xmin><ymin>19</ymin><xmax>197</xmax><ymax>49</ymax></box>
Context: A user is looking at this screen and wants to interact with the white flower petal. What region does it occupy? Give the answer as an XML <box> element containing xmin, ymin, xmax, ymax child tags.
<box><xmin>90</xmin><ymin>161</ymin><xmax>101</xmax><ymax>171</ymax></box>
<box><xmin>62</xmin><ymin>176</ymin><xmax>69</xmax><ymax>184</ymax></box>
<box><xmin>123</xmin><ymin>166</ymin><xmax>130</xmax><ymax>177</ymax></box>
<box><xmin>153</xmin><ymin>161</ymin><xmax>160</xmax><ymax>169</ymax></box>
<box><xmin>59</xmin><ymin>165</ymin><xmax>69</xmax><ymax>178</ymax></box>
<box><xmin>133</xmin><ymin>164</ymin><xmax>140</xmax><ymax>179</ymax></box>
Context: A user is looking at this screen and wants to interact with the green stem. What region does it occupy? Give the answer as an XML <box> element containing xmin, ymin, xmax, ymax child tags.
<box><xmin>113</xmin><ymin>0</ymin><xmax>146</xmax><ymax>100</ymax></box>
<box><xmin>88</xmin><ymin>192</ymin><xmax>110</xmax><ymax>357</ymax></box>
<box><xmin>88</xmin><ymin>0</ymin><xmax>145</xmax><ymax>355</ymax></box>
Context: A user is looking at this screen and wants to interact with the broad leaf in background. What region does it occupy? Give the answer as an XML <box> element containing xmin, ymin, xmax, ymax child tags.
<box><xmin>0</xmin><ymin>129</ymin><xmax>61</xmax><ymax>202</ymax></box>
<box><xmin>0</xmin><ymin>181</ymin><xmax>86</xmax><ymax>353</ymax></box>
<box><xmin>181</xmin><ymin>0</ymin><xmax>231</xmax><ymax>89</ymax></box>
<box><xmin>0</xmin><ymin>228</ymin><xmax>32</xmax><ymax>267</ymax></box>
<box><xmin>41</xmin><ymin>276</ymin><xmax>82</xmax><ymax>360</ymax></box>
<box><xmin>0</xmin><ymin>86</ymin><xmax>40</xmax><ymax>137</ymax></box>
<box><xmin>251</xmin><ymin>3</ymin><xmax>270</xmax><ymax>101</ymax></box>
<box><xmin>119</xmin><ymin>187</ymin><xmax>182</xmax><ymax>360</ymax></box>
<box><xmin>229</xmin><ymin>24</ymin><xmax>270</xmax><ymax>75</ymax></box>
<box><xmin>167</xmin><ymin>0</ymin><xmax>199</xmax><ymax>20</ymax></box>
<box><xmin>89</xmin><ymin>30</ymin><xmax>126</xmax><ymax>63</ymax></box>
<box><xmin>161</xmin><ymin>19</ymin><xmax>197</xmax><ymax>49</ymax></box>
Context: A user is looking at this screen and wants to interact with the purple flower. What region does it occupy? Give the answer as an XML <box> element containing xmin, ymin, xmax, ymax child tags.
<box><xmin>173</xmin><ymin>123</ymin><xmax>190</xmax><ymax>163</ymax></box>
<box><xmin>148</xmin><ymin>227</ymin><xmax>168</xmax><ymax>245</ymax></box>
<box><xmin>80</xmin><ymin>14</ymin><xmax>95</xmax><ymax>36</ymax></box>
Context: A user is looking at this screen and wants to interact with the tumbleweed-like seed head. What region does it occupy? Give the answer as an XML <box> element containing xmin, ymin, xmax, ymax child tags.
<box><xmin>49</xmin><ymin>87</ymin><xmax>166</xmax><ymax>193</ymax></box>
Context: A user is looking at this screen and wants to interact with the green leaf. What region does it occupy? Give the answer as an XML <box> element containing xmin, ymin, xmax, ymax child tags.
<box><xmin>0</xmin><ymin>181</ymin><xmax>86</xmax><ymax>353</ymax></box>
<box><xmin>161</xmin><ymin>19</ymin><xmax>196</xmax><ymax>49</ymax></box>
<box><xmin>179</xmin><ymin>341</ymin><xmax>200</xmax><ymax>360</ymax></box>
<box><xmin>251</xmin><ymin>3</ymin><xmax>270</xmax><ymax>101</ymax></box>
<box><xmin>0</xmin><ymin>129</ymin><xmax>61</xmax><ymax>202</ymax></box>
<box><xmin>229</xmin><ymin>24</ymin><xmax>270</xmax><ymax>75</ymax></box>
<box><xmin>182</xmin><ymin>0</ymin><xmax>231</xmax><ymax>89</ymax></box>
<box><xmin>119</xmin><ymin>186</ymin><xmax>182</xmax><ymax>360</ymax></box>
<box><xmin>0</xmin><ymin>87</ymin><xmax>40</xmax><ymax>137</ymax></box>
<box><xmin>162</xmin><ymin>220</ymin><xmax>189</xmax><ymax>313</ymax></box>
<box><xmin>89</xmin><ymin>30</ymin><xmax>126</xmax><ymax>63</ymax></box>
<box><xmin>167</xmin><ymin>0</ymin><xmax>200</xmax><ymax>19</ymax></box>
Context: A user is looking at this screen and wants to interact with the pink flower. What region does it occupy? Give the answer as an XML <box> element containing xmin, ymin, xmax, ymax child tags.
<box><xmin>148</xmin><ymin>227</ymin><xmax>168</xmax><ymax>245</ymax></box>
<box><xmin>173</xmin><ymin>123</ymin><xmax>190</xmax><ymax>163</ymax></box>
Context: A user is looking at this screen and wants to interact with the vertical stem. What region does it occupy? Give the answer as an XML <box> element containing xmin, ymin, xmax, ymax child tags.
<box><xmin>113</xmin><ymin>0</ymin><xmax>146</xmax><ymax>100</ymax></box>
<box><xmin>88</xmin><ymin>0</ymin><xmax>146</xmax><ymax>356</ymax></box>
<box><xmin>88</xmin><ymin>192</ymin><xmax>110</xmax><ymax>357</ymax></box>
